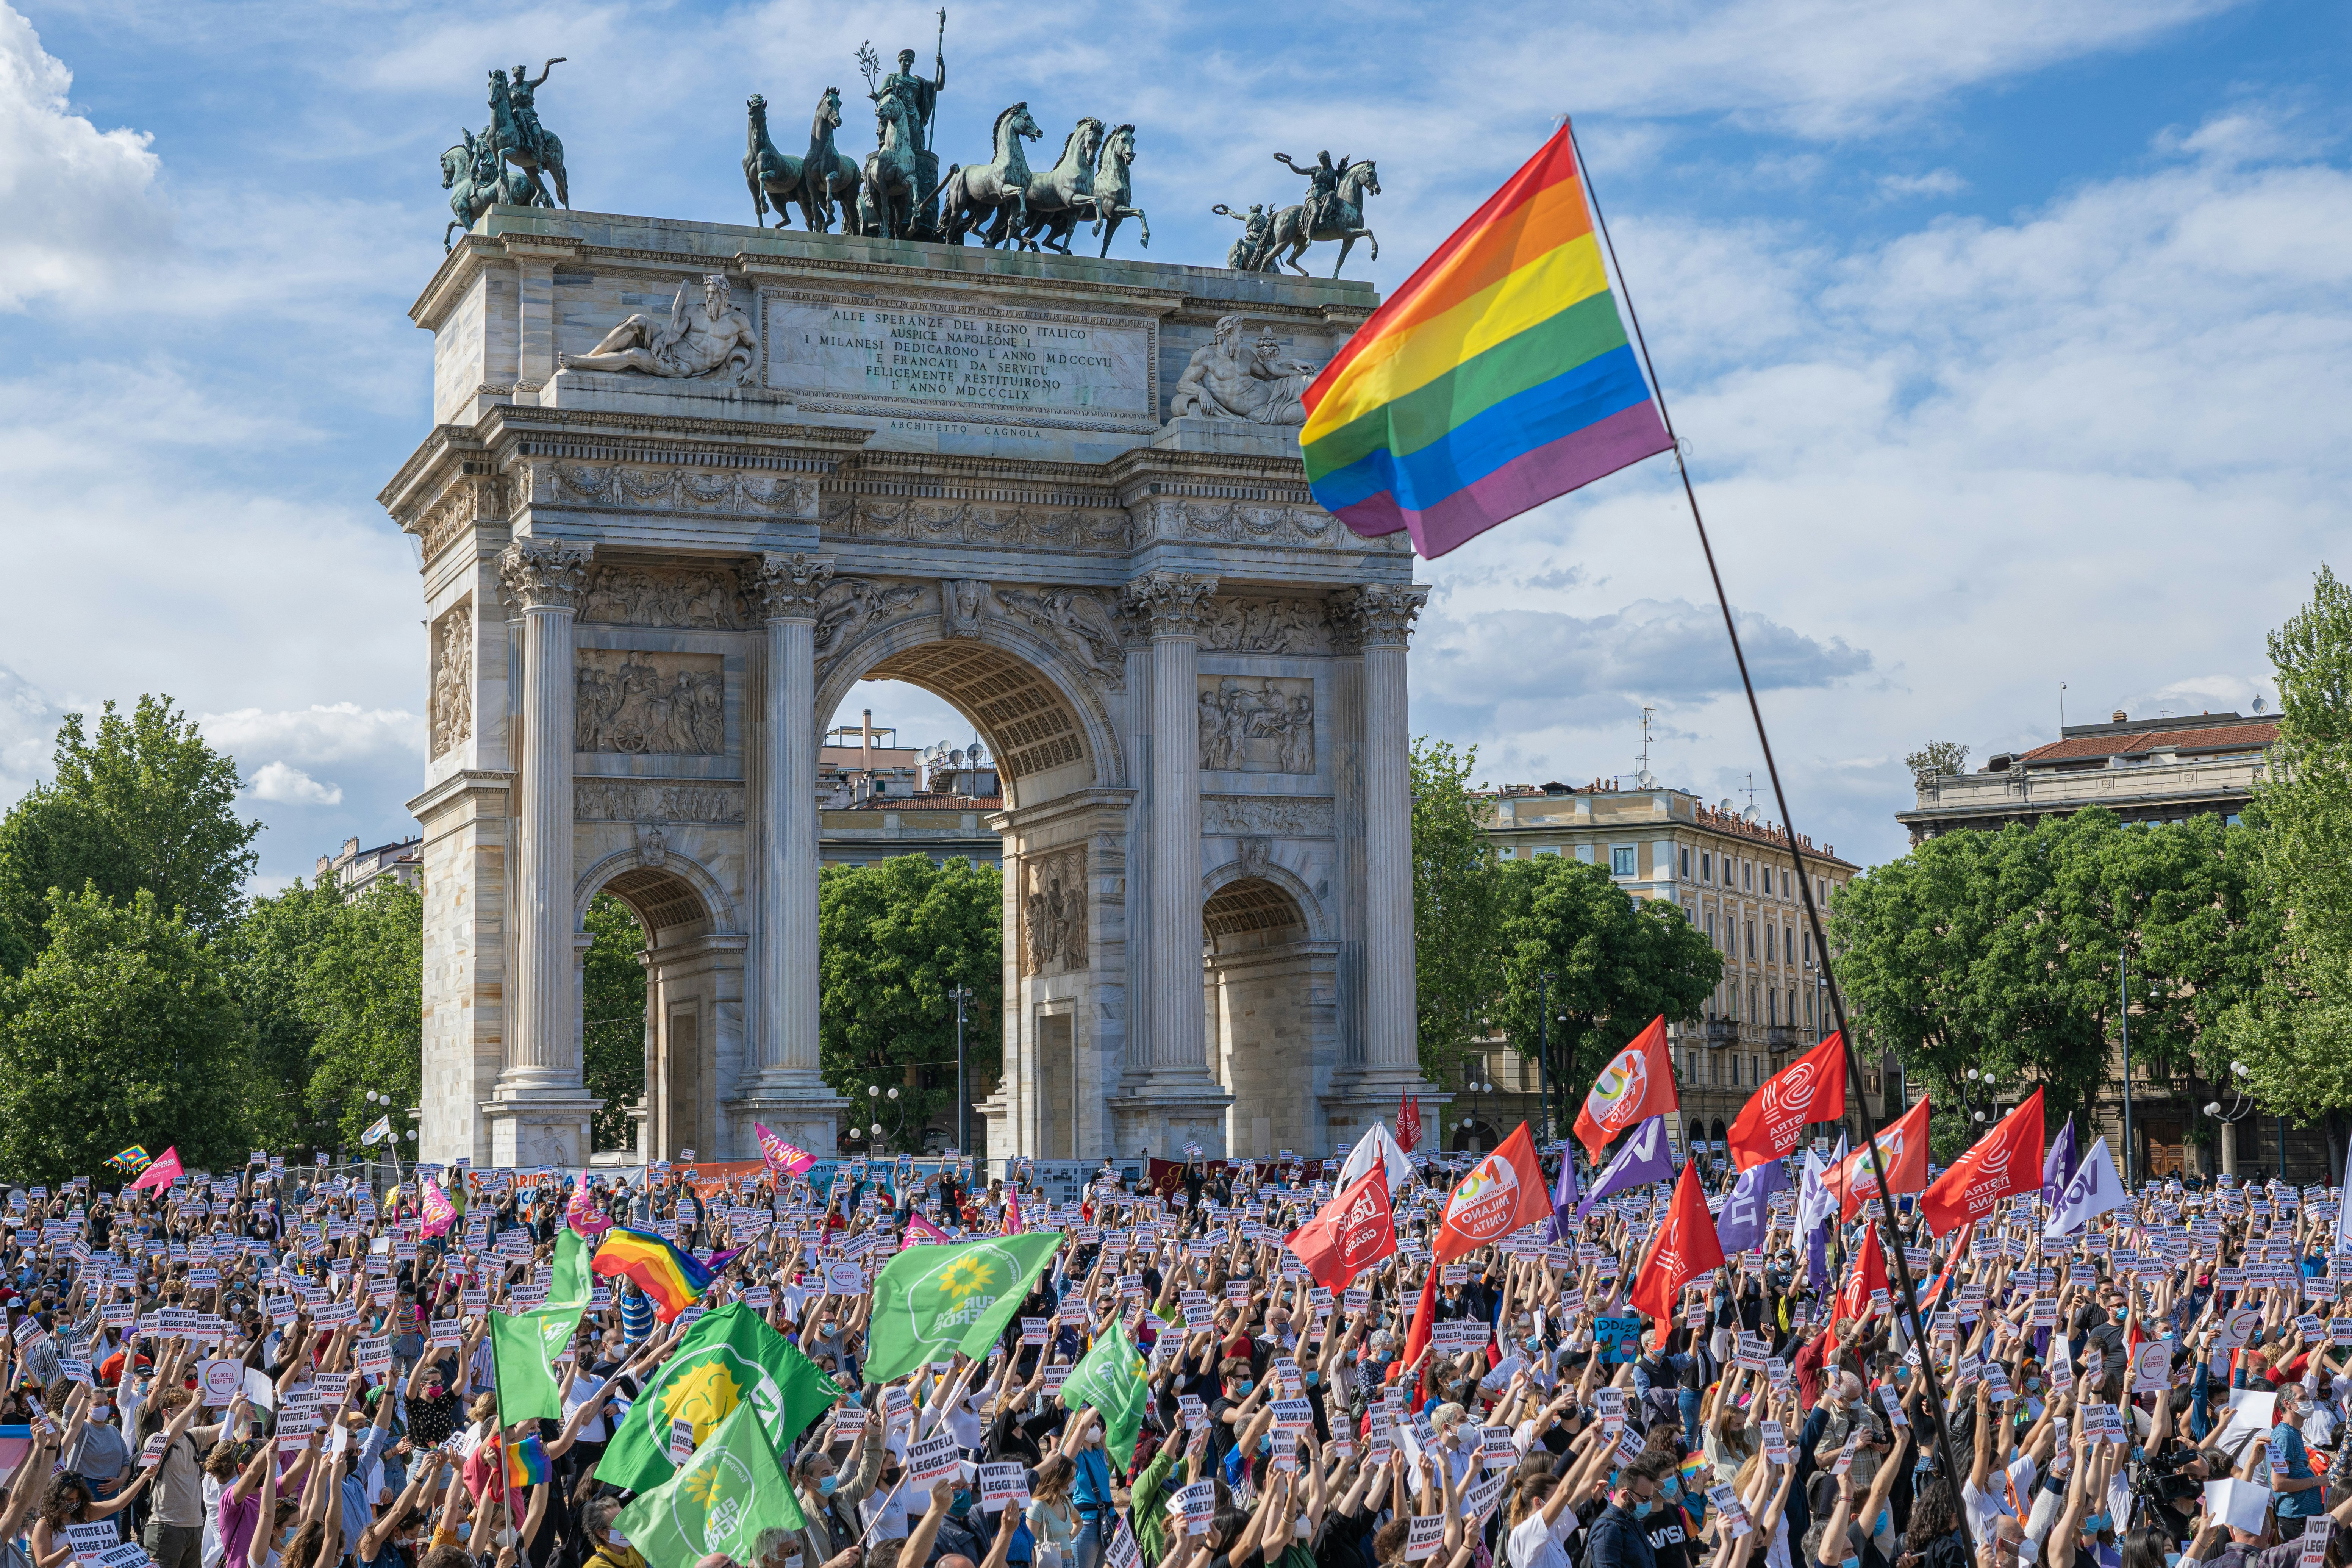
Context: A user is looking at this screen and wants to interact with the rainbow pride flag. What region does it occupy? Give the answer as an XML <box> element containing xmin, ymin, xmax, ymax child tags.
<box><xmin>591</xmin><ymin>1228</ymin><xmax>713</xmax><ymax>1322</ymax></box>
<box><xmin>505</xmin><ymin>1433</ymin><xmax>550</xmax><ymax>1490</ymax></box>
<box><xmin>1300</xmin><ymin>124</ymin><xmax>1671</xmax><ymax>559</ymax></box>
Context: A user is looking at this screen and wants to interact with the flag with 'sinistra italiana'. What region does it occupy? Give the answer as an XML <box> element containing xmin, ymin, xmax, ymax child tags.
<box><xmin>1300</xmin><ymin>123</ymin><xmax>1673</xmax><ymax>560</ymax></box>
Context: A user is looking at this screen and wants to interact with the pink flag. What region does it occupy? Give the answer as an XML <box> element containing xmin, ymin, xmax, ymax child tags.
<box><xmin>419</xmin><ymin>1176</ymin><xmax>457</xmax><ymax>1238</ymax></box>
<box><xmin>900</xmin><ymin>1212</ymin><xmax>952</xmax><ymax>1250</ymax></box>
<box><xmin>1004</xmin><ymin>1187</ymin><xmax>1022</xmax><ymax>1235</ymax></box>
<box><xmin>755</xmin><ymin>1122</ymin><xmax>816</xmax><ymax>1177</ymax></box>
<box><xmin>565</xmin><ymin>1172</ymin><xmax>612</xmax><ymax>1238</ymax></box>
<box><xmin>127</xmin><ymin>1146</ymin><xmax>183</xmax><ymax>1193</ymax></box>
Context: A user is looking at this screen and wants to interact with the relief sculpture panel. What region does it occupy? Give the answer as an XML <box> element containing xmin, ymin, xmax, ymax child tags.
<box><xmin>429</xmin><ymin>601</ymin><xmax>472</xmax><ymax>760</ymax></box>
<box><xmin>579</xmin><ymin>564</ymin><xmax>749</xmax><ymax>628</ymax></box>
<box><xmin>575</xmin><ymin>651</ymin><xmax>726</xmax><ymax>755</ymax></box>
<box><xmin>1198</xmin><ymin>676</ymin><xmax>1314</xmax><ymax>774</ymax></box>
<box><xmin>1020</xmin><ymin>845</ymin><xmax>1088</xmax><ymax>977</ymax></box>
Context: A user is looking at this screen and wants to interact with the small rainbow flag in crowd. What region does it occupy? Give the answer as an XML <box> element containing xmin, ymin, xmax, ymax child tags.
<box><xmin>104</xmin><ymin>1147</ymin><xmax>152</xmax><ymax>1176</ymax></box>
<box><xmin>591</xmin><ymin>1228</ymin><xmax>713</xmax><ymax>1322</ymax></box>
<box><xmin>504</xmin><ymin>1434</ymin><xmax>550</xmax><ymax>1490</ymax></box>
<box><xmin>1300</xmin><ymin>123</ymin><xmax>1672</xmax><ymax>559</ymax></box>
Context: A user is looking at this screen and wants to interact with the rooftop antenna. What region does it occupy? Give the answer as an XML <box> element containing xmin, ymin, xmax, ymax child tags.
<box><xmin>2059</xmin><ymin>680</ymin><xmax>2067</xmax><ymax>734</ymax></box>
<box><xmin>1743</xmin><ymin>771</ymin><xmax>1756</xmax><ymax>815</ymax></box>
<box><xmin>1634</xmin><ymin>704</ymin><xmax>1657</xmax><ymax>786</ymax></box>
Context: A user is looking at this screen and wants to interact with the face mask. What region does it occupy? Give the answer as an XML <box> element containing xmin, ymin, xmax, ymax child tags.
<box><xmin>1304</xmin><ymin>1372</ymin><xmax>1319</xmax><ymax>1387</ymax></box>
<box><xmin>1875</xmin><ymin>1512</ymin><xmax>1891</xmax><ymax>1538</ymax></box>
<box><xmin>2083</xmin><ymin>1516</ymin><xmax>2108</xmax><ymax>1535</ymax></box>
<box><xmin>1632</xmin><ymin>1500</ymin><xmax>1652</xmax><ymax>1520</ymax></box>
<box><xmin>2026</xmin><ymin>1379</ymin><xmax>2041</xmax><ymax>1392</ymax></box>
<box><xmin>1234</xmin><ymin>1380</ymin><xmax>1253</xmax><ymax>1396</ymax></box>
<box><xmin>1843</xmin><ymin>1559</ymin><xmax>1861</xmax><ymax>1568</ymax></box>
<box><xmin>1661</xmin><ymin>1481</ymin><xmax>1681</xmax><ymax>1503</ymax></box>
<box><xmin>818</xmin><ymin>1474</ymin><xmax>838</xmax><ymax>1496</ymax></box>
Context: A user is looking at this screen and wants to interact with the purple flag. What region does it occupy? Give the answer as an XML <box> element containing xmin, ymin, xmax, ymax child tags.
<box><xmin>2041</xmin><ymin>1114</ymin><xmax>2080</xmax><ymax>1211</ymax></box>
<box><xmin>1713</xmin><ymin>1157</ymin><xmax>1787</xmax><ymax>1254</ymax></box>
<box><xmin>1574</xmin><ymin>1116</ymin><xmax>1674</xmax><ymax>1219</ymax></box>
<box><xmin>1545</xmin><ymin>1141</ymin><xmax>1581</xmax><ymax>1243</ymax></box>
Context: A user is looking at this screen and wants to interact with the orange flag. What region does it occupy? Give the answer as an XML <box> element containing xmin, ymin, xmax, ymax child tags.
<box><xmin>1435</xmin><ymin>1122</ymin><xmax>1552</xmax><ymax>1263</ymax></box>
<box><xmin>1829</xmin><ymin>1096</ymin><xmax>1932</xmax><ymax>1219</ymax></box>
<box><xmin>1629</xmin><ymin>1157</ymin><xmax>1724</xmax><ymax>1321</ymax></box>
<box><xmin>1572</xmin><ymin>1016</ymin><xmax>1679</xmax><ymax>1163</ymax></box>
<box><xmin>1726</xmin><ymin>1033</ymin><xmax>1847</xmax><ymax>1170</ymax></box>
<box><xmin>1920</xmin><ymin>1088</ymin><xmax>2045</xmax><ymax>1237</ymax></box>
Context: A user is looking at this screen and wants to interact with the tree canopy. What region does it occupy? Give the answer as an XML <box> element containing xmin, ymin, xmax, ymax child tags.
<box><xmin>582</xmin><ymin>893</ymin><xmax>648</xmax><ymax>1150</ymax></box>
<box><xmin>1411</xmin><ymin>738</ymin><xmax>1506</xmax><ymax>1087</ymax></box>
<box><xmin>817</xmin><ymin>854</ymin><xmax>1002</xmax><ymax>1152</ymax></box>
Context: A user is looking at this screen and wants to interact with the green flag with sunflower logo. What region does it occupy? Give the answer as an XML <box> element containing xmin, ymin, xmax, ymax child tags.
<box><xmin>594</xmin><ymin>1302</ymin><xmax>842</xmax><ymax>1495</ymax></box>
<box><xmin>615</xmin><ymin>1402</ymin><xmax>804</xmax><ymax>1568</ymax></box>
<box><xmin>864</xmin><ymin>1234</ymin><xmax>1064</xmax><ymax>1384</ymax></box>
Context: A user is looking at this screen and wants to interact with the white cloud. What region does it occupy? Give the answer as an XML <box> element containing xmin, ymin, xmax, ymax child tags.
<box><xmin>245</xmin><ymin>761</ymin><xmax>343</xmax><ymax>807</ymax></box>
<box><xmin>0</xmin><ymin>3</ymin><xmax>165</xmax><ymax>310</ymax></box>
<box><xmin>0</xmin><ymin>664</ymin><xmax>60</xmax><ymax>803</ymax></box>
<box><xmin>1876</xmin><ymin>169</ymin><xmax>1968</xmax><ymax>200</ymax></box>
<box><xmin>200</xmin><ymin>704</ymin><xmax>425</xmax><ymax>769</ymax></box>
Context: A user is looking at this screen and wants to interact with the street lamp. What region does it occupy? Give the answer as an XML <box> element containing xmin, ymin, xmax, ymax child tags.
<box><xmin>2205</xmin><ymin>1061</ymin><xmax>2263</xmax><ymax>1179</ymax></box>
<box><xmin>1536</xmin><ymin>971</ymin><xmax>1553</xmax><ymax>1142</ymax></box>
<box><xmin>947</xmin><ymin>985</ymin><xmax>974</xmax><ymax>1155</ymax></box>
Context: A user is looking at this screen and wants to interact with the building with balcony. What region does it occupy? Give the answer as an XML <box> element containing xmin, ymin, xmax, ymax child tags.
<box><xmin>1471</xmin><ymin>778</ymin><xmax>1886</xmax><ymax>1155</ymax></box>
<box><xmin>1896</xmin><ymin>709</ymin><xmax>2277</xmax><ymax>845</ymax></box>
<box><xmin>315</xmin><ymin>835</ymin><xmax>422</xmax><ymax>895</ymax></box>
<box><xmin>818</xmin><ymin>711</ymin><xmax>1005</xmax><ymax>872</ymax></box>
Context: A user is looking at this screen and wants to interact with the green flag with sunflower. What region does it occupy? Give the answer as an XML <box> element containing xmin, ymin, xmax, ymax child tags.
<box><xmin>615</xmin><ymin>1402</ymin><xmax>805</xmax><ymax>1568</ymax></box>
<box><xmin>1058</xmin><ymin>1318</ymin><xmax>1149</xmax><ymax>1467</ymax></box>
<box><xmin>594</xmin><ymin>1302</ymin><xmax>842</xmax><ymax>1495</ymax></box>
<box><xmin>864</xmin><ymin>1234</ymin><xmax>1064</xmax><ymax>1384</ymax></box>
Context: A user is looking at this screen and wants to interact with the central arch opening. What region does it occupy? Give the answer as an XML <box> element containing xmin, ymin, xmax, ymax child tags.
<box><xmin>581</xmin><ymin>861</ymin><xmax>721</xmax><ymax>1162</ymax></box>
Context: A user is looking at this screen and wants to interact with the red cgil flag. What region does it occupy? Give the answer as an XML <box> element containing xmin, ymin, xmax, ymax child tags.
<box><xmin>1726</xmin><ymin>1032</ymin><xmax>1847</xmax><ymax>1169</ymax></box>
<box><xmin>1285</xmin><ymin>1166</ymin><xmax>1398</xmax><ymax>1291</ymax></box>
<box><xmin>1629</xmin><ymin>1157</ymin><xmax>1725</xmax><ymax>1322</ymax></box>
<box><xmin>1920</xmin><ymin>1088</ymin><xmax>2045</xmax><ymax>1237</ymax></box>
<box><xmin>1571</xmin><ymin>1015</ymin><xmax>1678</xmax><ymax>1164</ymax></box>
<box><xmin>1828</xmin><ymin>1095</ymin><xmax>1932</xmax><ymax>1220</ymax></box>
<box><xmin>1836</xmin><ymin>1218</ymin><xmax>1889</xmax><ymax>1325</ymax></box>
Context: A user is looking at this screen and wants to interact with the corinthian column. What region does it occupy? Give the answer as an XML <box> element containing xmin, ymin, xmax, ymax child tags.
<box><xmin>740</xmin><ymin>551</ymin><xmax>845</xmax><ymax>1151</ymax></box>
<box><xmin>1344</xmin><ymin>583</ymin><xmax>1430</xmax><ymax>1076</ymax></box>
<box><xmin>489</xmin><ymin>539</ymin><xmax>601</xmax><ymax>1165</ymax></box>
<box><xmin>1117</xmin><ymin>571</ymin><xmax>1233</xmax><ymax>1149</ymax></box>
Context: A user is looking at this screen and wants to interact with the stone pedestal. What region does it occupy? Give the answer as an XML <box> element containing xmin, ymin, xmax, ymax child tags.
<box><xmin>1151</xmin><ymin>416</ymin><xmax>1308</xmax><ymax>459</ymax></box>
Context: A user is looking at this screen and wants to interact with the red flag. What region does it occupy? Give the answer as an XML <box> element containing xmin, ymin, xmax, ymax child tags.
<box><xmin>1434</xmin><ymin>1122</ymin><xmax>1552</xmax><ymax>1263</ymax></box>
<box><xmin>1629</xmin><ymin>1158</ymin><xmax>1725</xmax><ymax>1321</ymax></box>
<box><xmin>1726</xmin><ymin>1032</ymin><xmax>1848</xmax><ymax>1169</ymax></box>
<box><xmin>1829</xmin><ymin>1096</ymin><xmax>1932</xmax><ymax>1220</ymax></box>
<box><xmin>1394</xmin><ymin>1265</ymin><xmax>1440</xmax><ymax>1392</ymax></box>
<box><xmin>1837</xmin><ymin>1220</ymin><xmax>1888</xmax><ymax>1324</ymax></box>
<box><xmin>1572</xmin><ymin>1016</ymin><xmax>1679</xmax><ymax>1163</ymax></box>
<box><xmin>1396</xmin><ymin>1093</ymin><xmax>1422</xmax><ymax>1154</ymax></box>
<box><xmin>1920</xmin><ymin>1088</ymin><xmax>2045</xmax><ymax>1237</ymax></box>
<box><xmin>1285</xmin><ymin>1167</ymin><xmax>1397</xmax><ymax>1291</ymax></box>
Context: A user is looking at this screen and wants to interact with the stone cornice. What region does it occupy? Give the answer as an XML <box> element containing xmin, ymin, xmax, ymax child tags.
<box><xmin>405</xmin><ymin>768</ymin><xmax>514</xmax><ymax>823</ymax></box>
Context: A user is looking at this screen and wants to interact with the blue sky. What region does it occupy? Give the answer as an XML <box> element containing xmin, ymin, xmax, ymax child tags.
<box><xmin>3</xmin><ymin>0</ymin><xmax>2348</xmax><ymax>885</ymax></box>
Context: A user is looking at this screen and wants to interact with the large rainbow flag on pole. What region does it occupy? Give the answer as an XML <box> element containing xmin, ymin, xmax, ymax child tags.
<box><xmin>1300</xmin><ymin>123</ymin><xmax>1672</xmax><ymax>560</ymax></box>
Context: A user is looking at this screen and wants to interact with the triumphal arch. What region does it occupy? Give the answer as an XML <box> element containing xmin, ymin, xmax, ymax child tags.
<box><xmin>384</xmin><ymin>207</ymin><xmax>1432</xmax><ymax>1167</ymax></box>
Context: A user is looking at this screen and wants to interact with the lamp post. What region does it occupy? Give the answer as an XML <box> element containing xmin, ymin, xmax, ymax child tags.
<box><xmin>862</xmin><ymin>1083</ymin><xmax>909</xmax><ymax>1151</ymax></box>
<box><xmin>1536</xmin><ymin>971</ymin><xmax>1553</xmax><ymax>1141</ymax></box>
<box><xmin>947</xmin><ymin>985</ymin><xmax>974</xmax><ymax>1154</ymax></box>
<box><xmin>1459</xmin><ymin>1062</ymin><xmax>1496</xmax><ymax>1152</ymax></box>
<box><xmin>2203</xmin><ymin>1061</ymin><xmax>2257</xmax><ymax>1179</ymax></box>
<box><xmin>2119</xmin><ymin>944</ymin><xmax>2134</xmax><ymax>1188</ymax></box>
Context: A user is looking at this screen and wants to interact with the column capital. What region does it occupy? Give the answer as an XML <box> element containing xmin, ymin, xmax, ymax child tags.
<box><xmin>1119</xmin><ymin>571</ymin><xmax>1220</xmax><ymax>638</ymax></box>
<box><xmin>1328</xmin><ymin>583</ymin><xmax>1430</xmax><ymax>650</ymax></box>
<box><xmin>498</xmin><ymin>539</ymin><xmax>594</xmax><ymax>612</ymax></box>
<box><xmin>748</xmin><ymin>551</ymin><xmax>836</xmax><ymax>620</ymax></box>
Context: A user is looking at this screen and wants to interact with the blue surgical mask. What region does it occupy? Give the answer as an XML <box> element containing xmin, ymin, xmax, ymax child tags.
<box><xmin>1304</xmin><ymin>1372</ymin><xmax>1319</xmax><ymax>1387</ymax></box>
<box><xmin>1661</xmin><ymin>1481</ymin><xmax>1680</xmax><ymax>1503</ymax></box>
<box><xmin>818</xmin><ymin>1474</ymin><xmax>838</xmax><ymax>1496</ymax></box>
<box><xmin>1633</xmin><ymin>1501</ymin><xmax>1653</xmax><ymax>1520</ymax></box>
<box><xmin>1843</xmin><ymin>1558</ymin><xmax>1860</xmax><ymax>1568</ymax></box>
<box><xmin>1235</xmin><ymin>1380</ymin><xmax>1253</xmax><ymax>1395</ymax></box>
<box><xmin>1875</xmin><ymin>1512</ymin><xmax>1891</xmax><ymax>1538</ymax></box>
<box><xmin>2084</xmin><ymin>1516</ymin><xmax>2109</xmax><ymax>1534</ymax></box>
<box><xmin>2166</xmin><ymin>1556</ymin><xmax>2182</xmax><ymax>1567</ymax></box>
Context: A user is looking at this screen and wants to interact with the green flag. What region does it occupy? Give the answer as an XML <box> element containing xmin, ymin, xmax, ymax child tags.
<box><xmin>595</xmin><ymin>1301</ymin><xmax>843</xmax><ymax>1495</ymax></box>
<box><xmin>521</xmin><ymin>1227</ymin><xmax>592</xmax><ymax>1364</ymax></box>
<box><xmin>864</xmin><ymin>1233</ymin><xmax>1063</xmax><ymax>1384</ymax></box>
<box><xmin>489</xmin><ymin>1310</ymin><xmax>563</xmax><ymax>1424</ymax></box>
<box><xmin>614</xmin><ymin>1402</ymin><xmax>805</xmax><ymax>1568</ymax></box>
<box><xmin>1059</xmin><ymin>1319</ymin><xmax>1149</xmax><ymax>1467</ymax></box>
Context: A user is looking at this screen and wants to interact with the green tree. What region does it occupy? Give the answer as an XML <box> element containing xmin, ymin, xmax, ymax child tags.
<box><xmin>300</xmin><ymin>880</ymin><xmax>423</xmax><ymax>1148</ymax></box>
<box><xmin>0</xmin><ymin>697</ymin><xmax>258</xmax><ymax>965</ymax></box>
<box><xmin>219</xmin><ymin>876</ymin><xmax>349</xmax><ymax>1149</ymax></box>
<box><xmin>1487</xmin><ymin>856</ymin><xmax>1721</xmax><ymax>1135</ymax></box>
<box><xmin>2218</xmin><ymin>565</ymin><xmax>2352</xmax><ymax>1118</ymax></box>
<box><xmin>0</xmin><ymin>888</ymin><xmax>250</xmax><ymax>1180</ymax></box>
<box><xmin>817</xmin><ymin>854</ymin><xmax>1002</xmax><ymax>1152</ymax></box>
<box><xmin>582</xmin><ymin>894</ymin><xmax>648</xmax><ymax>1150</ymax></box>
<box><xmin>1832</xmin><ymin>808</ymin><xmax>2271</xmax><ymax>1152</ymax></box>
<box><xmin>1411</xmin><ymin>738</ymin><xmax>1508</xmax><ymax>1087</ymax></box>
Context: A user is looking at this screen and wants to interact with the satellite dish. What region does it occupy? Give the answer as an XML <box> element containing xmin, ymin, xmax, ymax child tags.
<box><xmin>1636</xmin><ymin>769</ymin><xmax>1656</xmax><ymax>789</ymax></box>
<box><xmin>2252</xmin><ymin>694</ymin><xmax>2268</xmax><ymax>714</ymax></box>
<box><xmin>969</xmin><ymin>741</ymin><xmax>988</xmax><ymax>764</ymax></box>
<box><xmin>1741</xmin><ymin>804</ymin><xmax>1760</xmax><ymax>824</ymax></box>
<box><xmin>949</xmin><ymin>748</ymin><xmax>966</xmax><ymax>767</ymax></box>
<box><xmin>1718</xmin><ymin>798</ymin><xmax>1735</xmax><ymax>813</ymax></box>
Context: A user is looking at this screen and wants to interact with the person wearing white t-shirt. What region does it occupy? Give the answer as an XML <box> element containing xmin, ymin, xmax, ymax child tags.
<box><xmin>1506</xmin><ymin>1469</ymin><xmax>1583</xmax><ymax>1568</ymax></box>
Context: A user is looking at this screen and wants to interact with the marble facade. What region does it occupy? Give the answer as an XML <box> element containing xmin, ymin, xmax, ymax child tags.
<box><xmin>383</xmin><ymin>205</ymin><xmax>1436</xmax><ymax>1168</ymax></box>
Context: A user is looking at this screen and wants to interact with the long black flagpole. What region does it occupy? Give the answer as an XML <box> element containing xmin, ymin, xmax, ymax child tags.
<box><xmin>1564</xmin><ymin>118</ymin><xmax>1975</xmax><ymax>1557</ymax></box>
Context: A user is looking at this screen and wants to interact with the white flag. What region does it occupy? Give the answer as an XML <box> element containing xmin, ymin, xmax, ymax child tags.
<box><xmin>2043</xmin><ymin>1136</ymin><xmax>2128</xmax><ymax>1237</ymax></box>
<box><xmin>1797</xmin><ymin>1136</ymin><xmax>1844</xmax><ymax>1237</ymax></box>
<box><xmin>360</xmin><ymin>1114</ymin><xmax>393</xmax><ymax>1147</ymax></box>
<box><xmin>1336</xmin><ymin>1121</ymin><xmax>1415</xmax><ymax>1196</ymax></box>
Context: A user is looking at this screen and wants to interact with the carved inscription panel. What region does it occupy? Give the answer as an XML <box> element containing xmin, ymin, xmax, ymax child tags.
<box><xmin>767</xmin><ymin>294</ymin><xmax>1154</xmax><ymax>422</ymax></box>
